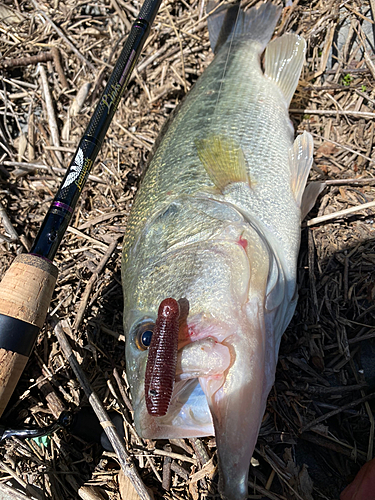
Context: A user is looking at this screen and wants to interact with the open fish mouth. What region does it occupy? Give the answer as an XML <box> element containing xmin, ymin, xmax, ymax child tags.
<box><xmin>135</xmin><ymin>300</ymin><xmax>273</xmax><ymax>499</ymax></box>
<box><xmin>136</xmin><ymin>324</ymin><xmax>233</xmax><ymax>439</ymax></box>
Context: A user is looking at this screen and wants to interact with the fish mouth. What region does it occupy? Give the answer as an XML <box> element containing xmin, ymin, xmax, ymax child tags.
<box><xmin>206</xmin><ymin>301</ymin><xmax>271</xmax><ymax>500</ymax></box>
<box><xmin>135</xmin><ymin>303</ymin><xmax>274</xmax><ymax>500</ymax></box>
<box><xmin>136</xmin><ymin>332</ymin><xmax>232</xmax><ymax>439</ymax></box>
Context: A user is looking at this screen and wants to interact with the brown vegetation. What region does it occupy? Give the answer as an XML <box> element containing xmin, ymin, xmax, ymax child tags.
<box><xmin>1</xmin><ymin>0</ymin><xmax>375</xmax><ymax>498</ymax></box>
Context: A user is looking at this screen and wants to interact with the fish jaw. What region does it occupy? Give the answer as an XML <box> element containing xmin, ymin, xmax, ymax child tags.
<box><xmin>129</xmin><ymin>323</ymin><xmax>238</xmax><ymax>439</ymax></box>
<box><xmin>202</xmin><ymin>225</ymin><xmax>277</xmax><ymax>500</ymax></box>
<box><xmin>130</xmin><ymin>334</ymin><xmax>233</xmax><ymax>439</ymax></box>
<box><xmin>200</xmin><ymin>298</ymin><xmax>274</xmax><ymax>500</ymax></box>
<box><xmin>133</xmin><ymin>378</ymin><xmax>215</xmax><ymax>439</ymax></box>
<box><xmin>127</xmin><ymin>293</ymin><xmax>275</xmax><ymax>500</ymax></box>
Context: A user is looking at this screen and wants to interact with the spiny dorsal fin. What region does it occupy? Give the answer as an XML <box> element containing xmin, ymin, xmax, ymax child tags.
<box><xmin>207</xmin><ymin>1</ymin><xmax>281</xmax><ymax>54</ymax></box>
<box><xmin>196</xmin><ymin>135</ymin><xmax>250</xmax><ymax>192</ymax></box>
<box><xmin>264</xmin><ymin>33</ymin><xmax>306</xmax><ymax>106</ymax></box>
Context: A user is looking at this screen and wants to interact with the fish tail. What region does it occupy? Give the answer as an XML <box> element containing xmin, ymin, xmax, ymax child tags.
<box><xmin>207</xmin><ymin>1</ymin><xmax>282</xmax><ymax>54</ymax></box>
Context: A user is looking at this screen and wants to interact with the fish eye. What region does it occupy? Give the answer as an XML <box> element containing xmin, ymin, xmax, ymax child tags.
<box><xmin>134</xmin><ymin>320</ymin><xmax>155</xmax><ymax>350</ymax></box>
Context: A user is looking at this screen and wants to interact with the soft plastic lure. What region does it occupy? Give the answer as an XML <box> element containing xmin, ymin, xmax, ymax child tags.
<box><xmin>145</xmin><ymin>298</ymin><xmax>180</xmax><ymax>416</ymax></box>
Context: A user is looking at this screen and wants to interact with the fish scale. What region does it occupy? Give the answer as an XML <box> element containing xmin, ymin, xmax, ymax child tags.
<box><xmin>124</xmin><ymin>37</ymin><xmax>298</xmax><ymax>275</ymax></box>
<box><xmin>122</xmin><ymin>3</ymin><xmax>319</xmax><ymax>499</ymax></box>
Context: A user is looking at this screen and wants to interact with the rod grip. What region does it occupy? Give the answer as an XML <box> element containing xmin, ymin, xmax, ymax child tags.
<box><xmin>0</xmin><ymin>254</ymin><xmax>58</xmax><ymax>417</ymax></box>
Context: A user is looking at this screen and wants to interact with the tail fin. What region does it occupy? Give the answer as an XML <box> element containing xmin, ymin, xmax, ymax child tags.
<box><xmin>207</xmin><ymin>1</ymin><xmax>282</xmax><ymax>54</ymax></box>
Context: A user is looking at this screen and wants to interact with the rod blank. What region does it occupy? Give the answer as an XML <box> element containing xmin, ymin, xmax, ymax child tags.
<box><xmin>0</xmin><ymin>0</ymin><xmax>163</xmax><ymax>418</ymax></box>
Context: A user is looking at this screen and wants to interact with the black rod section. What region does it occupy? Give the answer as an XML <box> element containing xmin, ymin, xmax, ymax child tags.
<box><xmin>30</xmin><ymin>0</ymin><xmax>163</xmax><ymax>261</ymax></box>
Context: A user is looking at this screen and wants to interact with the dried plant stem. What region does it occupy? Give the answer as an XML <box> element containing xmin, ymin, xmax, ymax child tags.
<box><xmin>325</xmin><ymin>178</ymin><xmax>375</xmax><ymax>186</ymax></box>
<box><xmin>38</xmin><ymin>64</ymin><xmax>63</xmax><ymax>163</ymax></box>
<box><xmin>1</xmin><ymin>49</ymin><xmax>68</xmax><ymax>89</ymax></box>
<box><xmin>54</xmin><ymin>320</ymin><xmax>153</xmax><ymax>500</ymax></box>
<box><xmin>0</xmin><ymin>52</ymin><xmax>53</xmax><ymax>68</ymax></box>
<box><xmin>31</xmin><ymin>0</ymin><xmax>95</xmax><ymax>72</ymax></box>
<box><xmin>248</xmin><ymin>480</ymin><xmax>282</xmax><ymax>500</ymax></box>
<box><xmin>3</xmin><ymin>161</ymin><xmax>105</xmax><ymax>183</ymax></box>
<box><xmin>0</xmin><ymin>201</ymin><xmax>18</xmax><ymax>241</ymax></box>
<box><xmin>166</xmin><ymin>9</ymin><xmax>187</xmax><ymax>93</ymax></box>
<box><xmin>73</xmin><ymin>238</ymin><xmax>119</xmax><ymax>330</ymax></box>
<box><xmin>51</xmin><ymin>47</ymin><xmax>69</xmax><ymax>90</ymax></box>
<box><xmin>290</xmin><ymin>108</ymin><xmax>375</xmax><ymax>119</ymax></box>
<box><xmin>66</xmin><ymin>226</ymin><xmax>109</xmax><ymax>248</ymax></box>
<box><xmin>27</xmin><ymin>111</ymin><xmax>35</xmax><ymax>162</ymax></box>
<box><xmin>0</xmin><ymin>460</ymin><xmax>43</xmax><ymax>499</ymax></box>
<box><xmin>300</xmin><ymin>392</ymin><xmax>375</xmax><ymax>433</ymax></box>
<box><xmin>0</xmin><ymin>483</ymin><xmax>31</xmax><ymax>499</ymax></box>
<box><xmin>306</xmin><ymin>200</ymin><xmax>375</xmax><ymax>226</ymax></box>
<box><xmin>113</xmin><ymin>367</ymin><xmax>133</xmax><ymax>413</ymax></box>
<box><xmin>115</xmin><ymin>121</ymin><xmax>153</xmax><ymax>151</ymax></box>
<box><xmin>311</xmin><ymin>131</ymin><xmax>375</xmax><ymax>164</ymax></box>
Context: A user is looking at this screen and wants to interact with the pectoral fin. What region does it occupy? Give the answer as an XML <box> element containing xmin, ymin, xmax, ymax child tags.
<box><xmin>301</xmin><ymin>180</ymin><xmax>326</xmax><ymax>220</ymax></box>
<box><xmin>196</xmin><ymin>135</ymin><xmax>250</xmax><ymax>192</ymax></box>
<box><xmin>289</xmin><ymin>131</ymin><xmax>314</xmax><ymax>206</ymax></box>
<box><xmin>289</xmin><ymin>131</ymin><xmax>325</xmax><ymax>218</ymax></box>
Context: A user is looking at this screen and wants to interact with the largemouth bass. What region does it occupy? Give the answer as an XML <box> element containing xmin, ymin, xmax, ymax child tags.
<box><xmin>122</xmin><ymin>2</ymin><xmax>319</xmax><ymax>498</ymax></box>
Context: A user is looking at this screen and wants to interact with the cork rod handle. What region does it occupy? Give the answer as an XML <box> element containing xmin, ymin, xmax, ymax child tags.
<box><xmin>0</xmin><ymin>254</ymin><xmax>58</xmax><ymax>417</ymax></box>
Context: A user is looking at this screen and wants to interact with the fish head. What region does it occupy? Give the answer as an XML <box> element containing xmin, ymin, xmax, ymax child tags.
<box><xmin>124</xmin><ymin>235</ymin><xmax>253</xmax><ymax>435</ymax></box>
<box><xmin>123</xmin><ymin>206</ymin><xmax>292</xmax><ymax>499</ymax></box>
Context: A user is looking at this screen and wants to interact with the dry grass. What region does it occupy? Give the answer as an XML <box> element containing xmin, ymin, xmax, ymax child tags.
<box><xmin>1</xmin><ymin>0</ymin><xmax>375</xmax><ymax>499</ymax></box>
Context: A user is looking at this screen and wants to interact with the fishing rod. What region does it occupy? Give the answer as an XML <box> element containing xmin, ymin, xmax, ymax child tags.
<box><xmin>0</xmin><ymin>0</ymin><xmax>163</xmax><ymax>418</ymax></box>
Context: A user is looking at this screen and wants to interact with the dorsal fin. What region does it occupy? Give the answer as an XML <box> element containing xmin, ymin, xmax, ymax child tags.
<box><xmin>264</xmin><ymin>33</ymin><xmax>306</xmax><ymax>106</ymax></box>
<box><xmin>207</xmin><ymin>1</ymin><xmax>281</xmax><ymax>54</ymax></box>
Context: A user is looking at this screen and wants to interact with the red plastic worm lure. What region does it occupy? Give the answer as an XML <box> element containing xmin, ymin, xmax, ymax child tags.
<box><xmin>145</xmin><ymin>298</ymin><xmax>180</xmax><ymax>416</ymax></box>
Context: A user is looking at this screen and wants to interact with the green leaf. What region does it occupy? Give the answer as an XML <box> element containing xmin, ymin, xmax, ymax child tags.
<box><xmin>342</xmin><ymin>74</ymin><xmax>353</xmax><ymax>86</ymax></box>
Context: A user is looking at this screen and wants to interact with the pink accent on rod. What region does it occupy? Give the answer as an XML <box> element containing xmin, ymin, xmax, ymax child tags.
<box><xmin>145</xmin><ymin>298</ymin><xmax>180</xmax><ymax>416</ymax></box>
